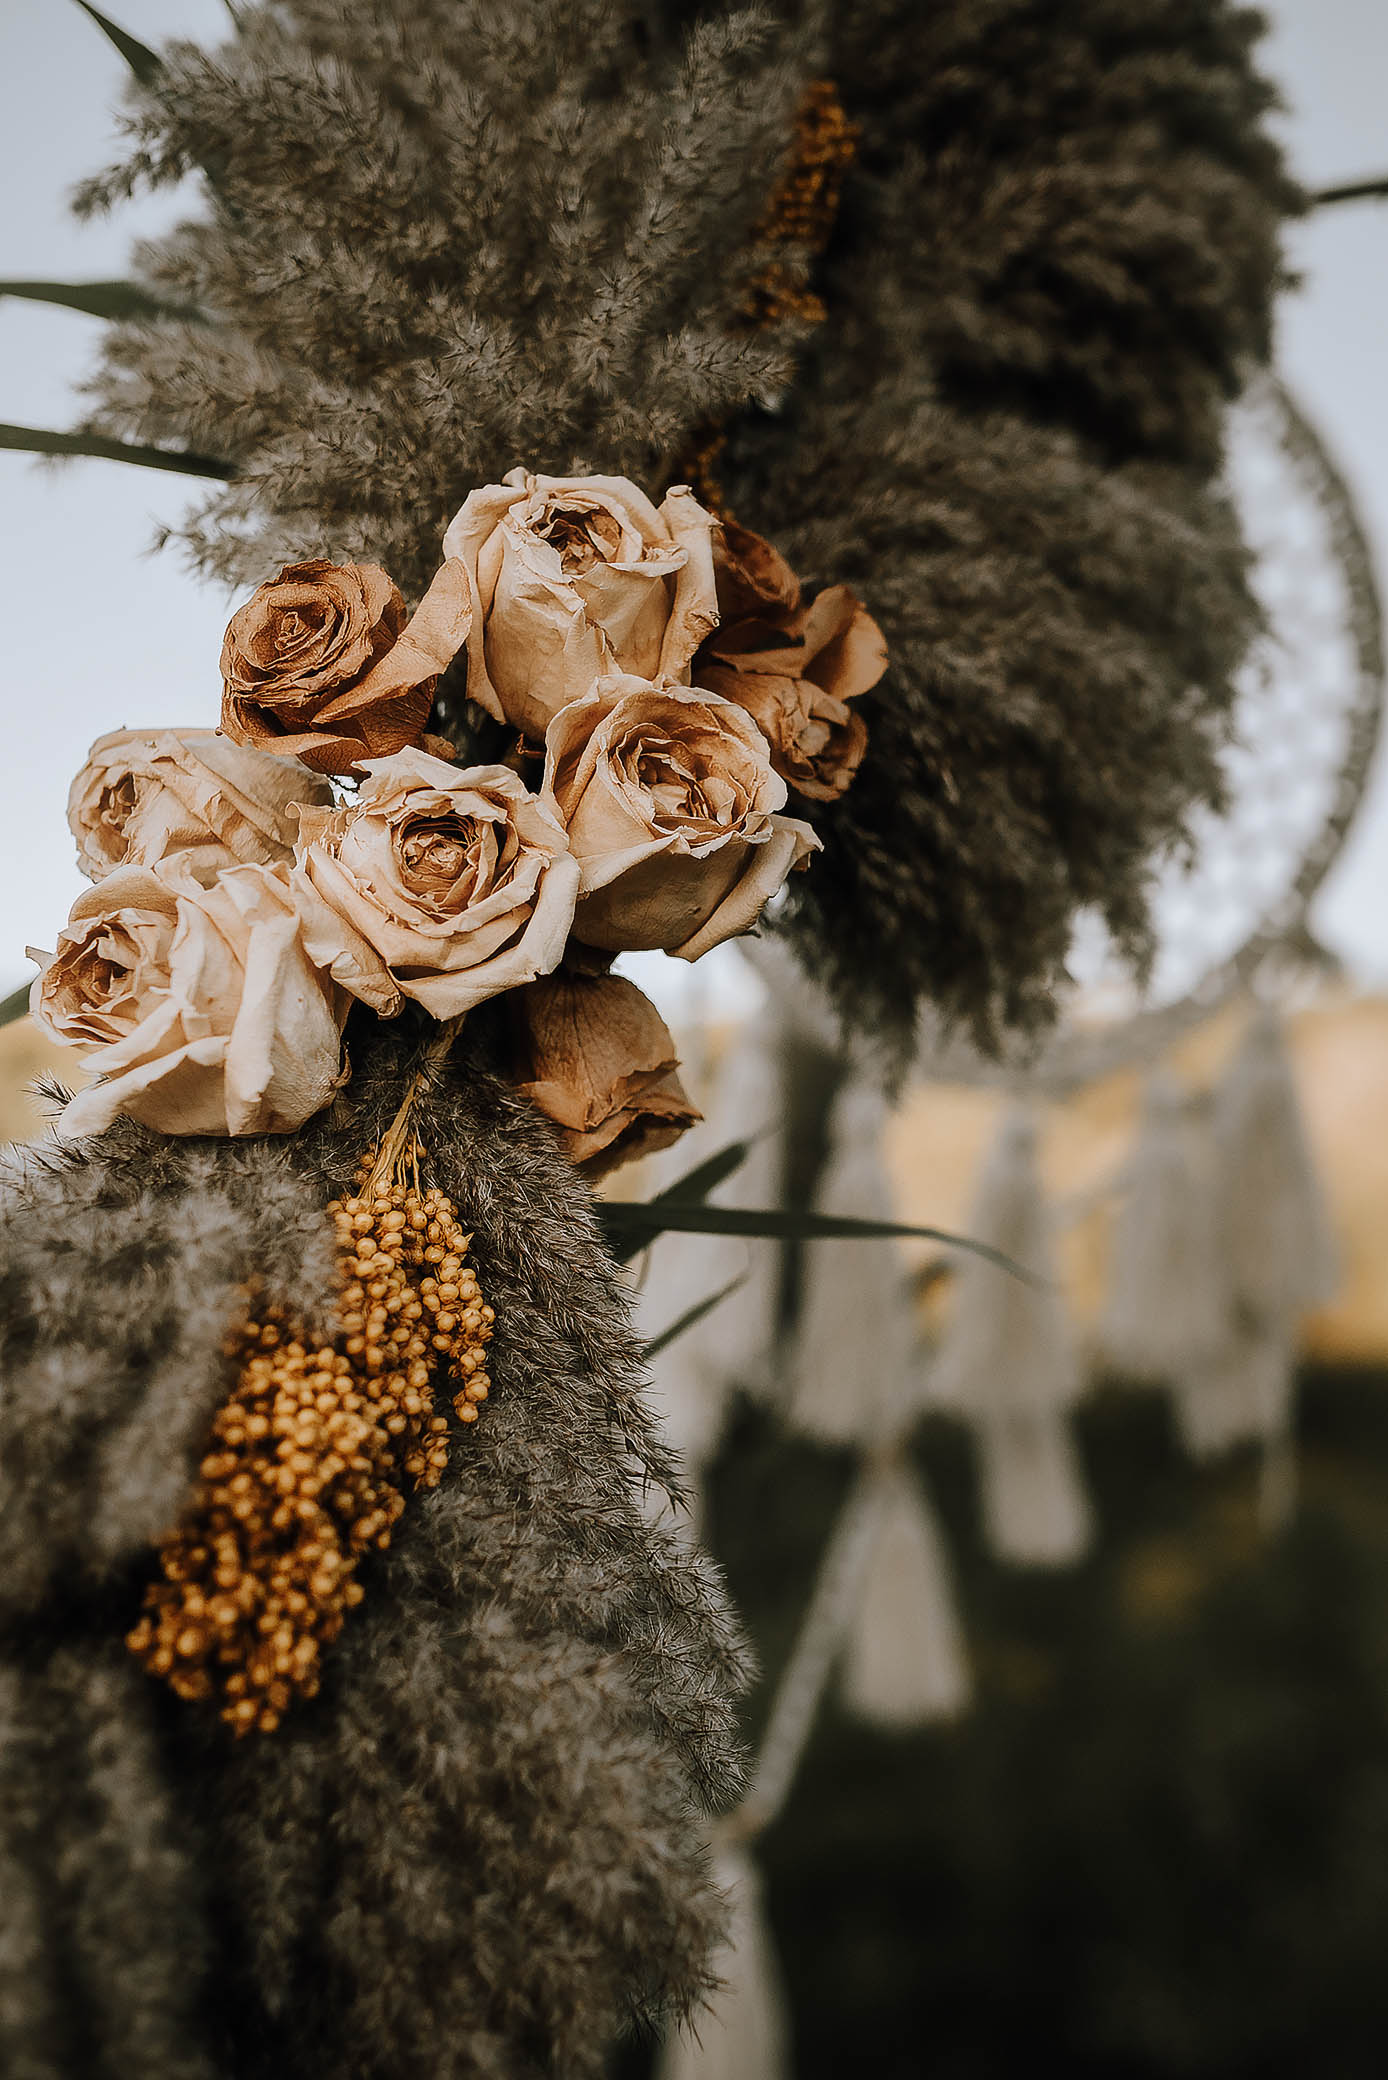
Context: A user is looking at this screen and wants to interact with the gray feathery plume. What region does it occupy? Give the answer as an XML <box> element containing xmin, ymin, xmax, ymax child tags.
<box><xmin>70</xmin><ymin>0</ymin><xmax>1298</xmax><ymax>1053</ymax></box>
<box><xmin>0</xmin><ymin>1016</ymin><xmax>751</xmax><ymax>2079</ymax></box>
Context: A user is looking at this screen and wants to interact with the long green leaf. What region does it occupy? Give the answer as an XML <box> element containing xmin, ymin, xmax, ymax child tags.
<box><xmin>603</xmin><ymin>1137</ymin><xmax>756</xmax><ymax>1262</ymax></box>
<box><xmin>0</xmin><ymin>982</ymin><xmax>30</xmax><ymax>1029</ymax></box>
<box><xmin>0</xmin><ymin>424</ymin><xmax>235</xmax><ymax>480</ymax></box>
<box><xmin>643</xmin><ymin>1275</ymin><xmax>747</xmax><ymax>1361</ymax></box>
<box><xmin>600</xmin><ymin>1200</ymin><xmax>1038</xmax><ymax>1284</ymax></box>
<box><xmin>0</xmin><ymin>280</ymin><xmax>202</xmax><ymax>323</ymax></box>
<box><xmin>73</xmin><ymin>0</ymin><xmax>163</xmax><ymax>86</ymax></box>
<box><xmin>649</xmin><ymin>1137</ymin><xmax>753</xmax><ymax>1208</ymax></box>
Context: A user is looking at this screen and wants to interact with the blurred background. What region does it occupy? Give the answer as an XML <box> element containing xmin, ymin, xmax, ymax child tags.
<box><xmin>6</xmin><ymin>5</ymin><xmax>1388</xmax><ymax>2078</ymax></box>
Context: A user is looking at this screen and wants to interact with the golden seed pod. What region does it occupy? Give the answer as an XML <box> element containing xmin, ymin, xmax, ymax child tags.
<box><xmin>128</xmin><ymin>1149</ymin><xmax>493</xmax><ymax>1736</ymax></box>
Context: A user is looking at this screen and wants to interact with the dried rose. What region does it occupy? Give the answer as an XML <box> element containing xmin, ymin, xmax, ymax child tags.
<box><xmin>67</xmin><ymin>726</ymin><xmax>333</xmax><ymax>884</ymax></box>
<box><xmin>220</xmin><ymin>557</ymin><xmax>472</xmax><ymax>774</ymax></box>
<box><xmin>441</xmin><ymin>471</ymin><xmax>719</xmax><ymax>741</ymax></box>
<box><xmin>697</xmin><ymin>516</ymin><xmax>887</xmax><ymax>804</ymax></box>
<box><xmin>698</xmin><ymin>583</ymin><xmax>885</xmax><ymax>802</ymax></box>
<box><xmin>711</xmin><ymin>516</ymin><xmax>803</xmax><ymax>623</ymax></box>
<box><xmin>543</xmin><ymin>674</ymin><xmax>818</xmax><ymax>960</ymax></box>
<box><xmin>292</xmin><ymin>747</ymin><xmax>579</xmax><ymax>1019</ymax></box>
<box><xmin>508</xmin><ymin>969</ymin><xmax>701</xmax><ymax>1180</ymax></box>
<box><xmin>29</xmin><ymin>862</ymin><xmax>347</xmax><ymax>1139</ymax></box>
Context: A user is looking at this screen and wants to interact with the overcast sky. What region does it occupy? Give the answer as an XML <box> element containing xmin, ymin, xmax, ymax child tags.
<box><xmin>2</xmin><ymin>0</ymin><xmax>1386</xmax><ymax>1018</ymax></box>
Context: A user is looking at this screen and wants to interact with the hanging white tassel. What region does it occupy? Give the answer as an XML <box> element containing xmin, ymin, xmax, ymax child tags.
<box><xmin>1173</xmin><ymin>1315</ymin><xmax>1297</xmax><ymax>1461</ymax></box>
<box><xmin>786</xmin><ymin>1077</ymin><xmax>925</xmax><ymax>1446</ymax></box>
<box><xmin>977</xmin><ymin>1410</ymin><xmax>1093</xmax><ymax>1566</ymax></box>
<box><xmin>1100</xmin><ymin>1074</ymin><xmax>1228</xmax><ymax>1380</ymax></box>
<box><xmin>931</xmin><ymin>1108</ymin><xmax>1093</xmax><ymax>1566</ymax></box>
<box><xmin>1213</xmin><ymin>1005</ymin><xmax>1338</xmax><ymax>1322</ymax></box>
<box><xmin>657</xmin><ymin>1843</ymin><xmax>789</xmax><ymax>2080</ymax></box>
<box><xmin>1170</xmin><ymin>1007</ymin><xmax>1335</xmax><ymax>1488</ymax></box>
<box><xmin>840</xmin><ymin>1459</ymin><xmax>970</xmax><ymax>1726</ymax></box>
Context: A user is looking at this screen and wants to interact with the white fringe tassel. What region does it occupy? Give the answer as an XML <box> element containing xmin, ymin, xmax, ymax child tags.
<box><xmin>1213</xmin><ymin>1005</ymin><xmax>1337</xmax><ymax>1322</ymax></box>
<box><xmin>932</xmin><ymin>1108</ymin><xmax>1093</xmax><ymax>1567</ymax></box>
<box><xmin>978</xmin><ymin>1410</ymin><xmax>1094</xmax><ymax>1567</ymax></box>
<box><xmin>1171</xmin><ymin>1007</ymin><xmax>1336</xmax><ymax>1488</ymax></box>
<box><xmin>840</xmin><ymin>1460</ymin><xmax>971</xmax><ymax>1726</ymax></box>
<box><xmin>658</xmin><ymin>1844</ymin><xmax>789</xmax><ymax>2080</ymax></box>
<box><xmin>787</xmin><ymin>1078</ymin><xmax>924</xmax><ymax>1446</ymax></box>
<box><xmin>1100</xmin><ymin>1074</ymin><xmax>1227</xmax><ymax>1380</ymax></box>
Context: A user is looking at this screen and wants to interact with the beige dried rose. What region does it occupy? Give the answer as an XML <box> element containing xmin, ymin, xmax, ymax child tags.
<box><xmin>220</xmin><ymin>557</ymin><xmax>472</xmax><ymax>774</ymax></box>
<box><xmin>67</xmin><ymin>726</ymin><xmax>334</xmax><ymax>884</ymax></box>
<box><xmin>696</xmin><ymin>518</ymin><xmax>887</xmax><ymax>803</ymax></box>
<box><xmin>508</xmin><ymin>968</ymin><xmax>701</xmax><ymax>1180</ymax></box>
<box><xmin>292</xmin><ymin>747</ymin><xmax>580</xmax><ymax>1019</ymax></box>
<box><xmin>441</xmin><ymin>471</ymin><xmax>719</xmax><ymax>741</ymax></box>
<box><xmin>29</xmin><ymin>862</ymin><xmax>347</xmax><ymax>1139</ymax></box>
<box><xmin>543</xmin><ymin>674</ymin><xmax>818</xmax><ymax>960</ymax></box>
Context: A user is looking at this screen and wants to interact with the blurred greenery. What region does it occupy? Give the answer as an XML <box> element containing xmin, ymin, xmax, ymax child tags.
<box><xmin>619</xmin><ymin>1365</ymin><xmax>1388</xmax><ymax>2078</ymax></box>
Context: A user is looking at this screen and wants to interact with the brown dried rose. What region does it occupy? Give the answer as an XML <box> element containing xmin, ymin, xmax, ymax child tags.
<box><xmin>698</xmin><ymin>582</ymin><xmax>885</xmax><ymax>802</ymax></box>
<box><xmin>508</xmin><ymin>969</ymin><xmax>701</xmax><ymax>1180</ymax></box>
<box><xmin>29</xmin><ymin>862</ymin><xmax>347</xmax><ymax>1139</ymax></box>
<box><xmin>543</xmin><ymin>674</ymin><xmax>818</xmax><ymax>960</ymax></box>
<box><xmin>441</xmin><ymin>471</ymin><xmax>719</xmax><ymax>741</ymax></box>
<box><xmin>711</xmin><ymin>515</ymin><xmax>802</xmax><ymax>623</ymax></box>
<box><xmin>292</xmin><ymin>747</ymin><xmax>580</xmax><ymax>1019</ymax></box>
<box><xmin>67</xmin><ymin>727</ymin><xmax>333</xmax><ymax>883</ymax></box>
<box><xmin>698</xmin><ymin>518</ymin><xmax>887</xmax><ymax>803</ymax></box>
<box><xmin>220</xmin><ymin>557</ymin><xmax>472</xmax><ymax>774</ymax></box>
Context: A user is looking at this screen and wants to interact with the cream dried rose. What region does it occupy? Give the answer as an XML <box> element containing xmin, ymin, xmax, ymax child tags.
<box><xmin>542</xmin><ymin>674</ymin><xmax>818</xmax><ymax>960</ymax></box>
<box><xmin>68</xmin><ymin>726</ymin><xmax>333</xmax><ymax>883</ymax></box>
<box><xmin>441</xmin><ymin>471</ymin><xmax>719</xmax><ymax>741</ymax></box>
<box><xmin>29</xmin><ymin>861</ymin><xmax>347</xmax><ymax>1139</ymax></box>
<box><xmin>507</xmin><ymin>968</ymin><xmax>700</xmax><ymax>1180</ymax></box>
<box><xmin>220</xmin><ymin>557</ymin><xmax>472</xmax><ymax>774</ymax></box>
<box><xmin>292</xmin><ymin>747</ymin><xmax>579</xmax><ymax>1019</ymax></box>
<box><xmin>698</xmin><ymin>583</ymin><xmax>886</xmax><ymax>803</ymax></box>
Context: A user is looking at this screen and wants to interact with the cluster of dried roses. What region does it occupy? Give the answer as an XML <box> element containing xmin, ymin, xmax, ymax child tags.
<box><xmin>31</xmin><ymin>472</ymin><xmax>885</xmax><ymax>1175</ymax></box>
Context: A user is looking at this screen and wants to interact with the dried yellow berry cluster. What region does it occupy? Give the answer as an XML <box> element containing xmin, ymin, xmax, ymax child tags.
<box><xmin>127</xmin><ymin>1155</ymin><xmax>493</xmax><ymax>1735</ymax></box>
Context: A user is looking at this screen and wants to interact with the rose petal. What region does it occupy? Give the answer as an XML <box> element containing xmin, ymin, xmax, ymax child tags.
<box><xmin>668</xmin><ymin>814</ymin><xmax>821</xmax><ymax>961</ymax></box>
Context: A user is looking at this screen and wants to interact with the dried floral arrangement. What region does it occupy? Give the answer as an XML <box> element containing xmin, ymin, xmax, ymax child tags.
<box><xmin>0</xmin><ymin>1</ymin><xmax>1298</xmax><ymax>2076</ymax></box>
<box><xmin>29</xmin><ymin>471</ymin><xmax>885</xmax><ymax>1737</ymax></box>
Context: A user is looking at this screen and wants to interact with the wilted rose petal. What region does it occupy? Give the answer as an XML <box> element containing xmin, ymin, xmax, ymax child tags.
<box><xmin>29</xmin><ymin>861</ymin><xmax>348</xmax><ymax>1139</ymax></box>
<box><xmin>293</xmin><ymin>746</ymin><xmax>579</xmax><ymax>1019</ymax></box>
<box><xmin>442</xmin><ymin>471</ymin><xmax>719</xmax><ymax>740</ymax></box>
<box><xmin>508</xmin><ymin>968</ymin><xmax>701</xmax><ymax>1179</ymax></box>
<box><xmin>68</xmin><ymin>726</ymin><xmax>333</xmax><ymax>883</ymax></box>
<box><xmin>221</xmin><ymin>557</ymin><xmax>472</xmax><ymax>774</ymax></box>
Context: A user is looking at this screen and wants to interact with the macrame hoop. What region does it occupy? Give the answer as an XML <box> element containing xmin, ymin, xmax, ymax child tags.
<box><xmin>919</xmin><ymin>373</ymin><xmax>1386</xmax><ymax>1097</ymax></box>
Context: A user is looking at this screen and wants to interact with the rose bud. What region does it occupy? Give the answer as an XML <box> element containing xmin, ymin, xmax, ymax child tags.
<box><xmin>507</xmin><ymin>969</ymin><xmax>701</xmax><ymax>1180</ymax></box>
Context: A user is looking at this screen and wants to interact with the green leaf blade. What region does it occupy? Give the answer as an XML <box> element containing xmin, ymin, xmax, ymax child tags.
<box><xmin>0</xmin><ymin>280</ymin><xmax>203</xmax><ymax>324</ymax></box>
<box><xmin>73</xmin><ymin>1</ymin><xmax>163</xmax><ymax>86</ymax></box>
<box><xmin>600</xmin><ymin>1199</ymin><xmax>1039</xmax><ymax>1285</ymax></box>
<box><xmin>643</xmin><ymin>1275</ymin><xmax>747</xmax><ymax>1361</ymax></box>
<box><xmin>0</xmin><ymin>423</ymin><xmax>235</xmax><ymax>481</ymax></box>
